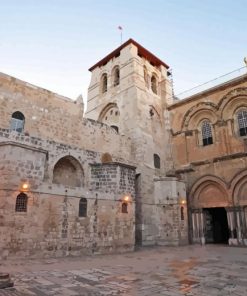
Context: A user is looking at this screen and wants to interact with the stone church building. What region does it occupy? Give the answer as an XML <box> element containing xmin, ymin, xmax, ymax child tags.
<box><xmin>0</xmin><ymin>39</ymin><xmax>246</xmax><ymax>259</ymax></box>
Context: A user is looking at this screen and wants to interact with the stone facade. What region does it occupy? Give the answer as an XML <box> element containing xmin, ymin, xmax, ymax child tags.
<box><xmin>169</xmin><ymin>74</ymin><xmax>247</xmax><ymax>246</ymax></box>
<box><xmin>0</xmin><ymin>39</ymin><xmax>191</xmax><ymax>259</ymax></box>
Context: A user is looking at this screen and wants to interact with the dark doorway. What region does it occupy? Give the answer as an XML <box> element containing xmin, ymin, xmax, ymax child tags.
<box><xmin>204</xmin><ymin>207</ymin><xmax>229</xmax><ymax>244</ymax></box>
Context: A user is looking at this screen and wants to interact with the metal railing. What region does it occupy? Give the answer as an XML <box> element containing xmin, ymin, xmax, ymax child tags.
<box><xmin>174</xmin><ymin>66</ymin><xmax>247</xmax><ymax>101</ymax></box>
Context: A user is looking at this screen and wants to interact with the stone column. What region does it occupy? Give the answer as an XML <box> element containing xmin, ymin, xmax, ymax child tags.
<box><xmin>191</xmin><ymin>210</ymin><xmax>203</xmax><ymax>244</ymax></box>
<box><xmin>199</xmin><ymin>210</ymin><xmax>205</xmax><ymax>245</ymax></box>
<box><xmin>235</xmin><ymin>206</ymin><xmax>246</xmax><ymax>245</ymax></box>
<box><xmin>226</xmin><ymin>208</ymin><xmax>237</xmax><ymax>245</ymax></box>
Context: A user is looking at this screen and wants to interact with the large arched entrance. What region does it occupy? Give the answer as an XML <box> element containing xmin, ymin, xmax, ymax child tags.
<box><xmin>190</xmin><ymin>176</ymin><xmax>230</xmax><ymax>245</ymax></box>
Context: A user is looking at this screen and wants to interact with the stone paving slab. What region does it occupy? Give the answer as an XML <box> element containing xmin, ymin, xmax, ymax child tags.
<box><xmin>0</xmin><ymin>245</ymin><xmax>247</xmax><ymax>295</ymax></box>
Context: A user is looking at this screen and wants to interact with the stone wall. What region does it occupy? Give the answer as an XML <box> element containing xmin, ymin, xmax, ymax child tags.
<box><xmin>0</xmin><ymin>129</ymin><xmax>136</xmax><ymax>259</ymax></box>
<box><xmin>0</xmin><ymin>72</ymin><xmax>133</xmax><ymax>163</ymax></box>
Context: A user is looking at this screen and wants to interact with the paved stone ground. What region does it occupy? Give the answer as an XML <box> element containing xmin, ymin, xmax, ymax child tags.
<box><xmin>0</xmin><ymin>245</ymin><xmax>247</xmax><ymax>295</ymax></box>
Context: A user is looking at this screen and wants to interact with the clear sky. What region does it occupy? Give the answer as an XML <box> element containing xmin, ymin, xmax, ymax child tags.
<box><xmin>1</xmin><ymin>0</ymin><xmax>246</xmax><ymax>102</ymax></box>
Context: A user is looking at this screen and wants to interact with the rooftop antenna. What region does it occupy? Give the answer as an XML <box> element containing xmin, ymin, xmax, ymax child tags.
<box><xmin>118</xmin><ymin>26</ymin><xmax>123</xmax><ymax>44</ymax></box>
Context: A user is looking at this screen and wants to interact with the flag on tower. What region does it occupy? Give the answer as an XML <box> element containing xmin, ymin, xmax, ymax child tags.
<box><xmin>118</xmin><ymin>26</ymin><xmax>123</xmax><ymax>30</ymax></box>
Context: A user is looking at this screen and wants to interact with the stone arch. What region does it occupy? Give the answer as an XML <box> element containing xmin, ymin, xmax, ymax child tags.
<box><xmin>149</xmin><ymin>105</ymin><xmax>163</xmax><ymax>140</ymax></box>
<box><xmin>52</xmin><ymin>155</ymin><xmax>84</xmax><ymax>187</ymax></box>
<box><xmin>218</xmin><ymin>87</ymin><xmax>247</xmax><ymax>118</ymax></box>
<box><xmin>98</xmin><ymin>103</ymin><xmax>120</xmax><ymax>129</ymax></box>
<box><xmin>231</xmin><ymin>170</ymin><xmax>247</xmax><ymax>206</ymax></box>
<box><xmin>181</xmin><ymin>102</ymin><xmax>218</xmax><ymax>131</ymax></box>
<box><xmin>190</xmin><ymin>175</ymin><xmax>229</xmax><ymax>208</ymax></box>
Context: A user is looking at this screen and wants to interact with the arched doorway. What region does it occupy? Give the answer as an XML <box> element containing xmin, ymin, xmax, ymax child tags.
<box><xmin>190</xmin><ymin>176</ymin><xmax>230</xmax><ymax>244</ymax></box>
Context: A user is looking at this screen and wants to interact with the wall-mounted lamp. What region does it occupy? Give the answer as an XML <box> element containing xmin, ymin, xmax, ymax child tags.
<box><xmin>179</xmin><ymin>197</ymin><xmax>186</xmax><ymax>205</ymax></box>
<box><xmin>21</xmin><ymin>182</ymin><xmax>29</xmax><ymax>192</ymax></box>
<box><xmin>123</xmin><ymin>195</ymin><xmax>130</xmax><ymax>202</ymax></box>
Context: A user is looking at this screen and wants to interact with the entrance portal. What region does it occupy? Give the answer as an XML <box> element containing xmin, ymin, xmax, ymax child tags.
<box><xmin>203</xmin><ymin>207</ymin><xmax>229</xmax><ymax>244</ymax></box>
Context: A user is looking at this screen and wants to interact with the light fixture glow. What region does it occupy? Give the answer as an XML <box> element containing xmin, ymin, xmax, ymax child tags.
<box><xmin>21</xmin><ymin>183</ymin><xmax>29</xmax><ymax>191</ymax></box>
<box><xmin>123</xmin><ymin>195</ymin><xmax>130</xmax><ymax>202</ymax></box>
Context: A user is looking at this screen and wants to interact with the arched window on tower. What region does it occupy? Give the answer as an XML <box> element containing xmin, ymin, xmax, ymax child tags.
<box><xmin>151</xmin><ymin>75</ymin><xmax>158</xmax><ymax>94</ymax></box>
<box><xmin>113</xmin><ymin>67</ymin><xmax>120</xmax><ymax>86</ymax></box>
<box><xmin>10</xmin><ymin>111</ymin><xmax>25</xmax><ymax>133</ymax></box>
<box><xmin>201</xmin><ymin>120</ymin><xmax>213</xmax><ymax>146</ymax></box>
<box><xmin>79</xmin><ymin>198</ymin><xmax>87</xmax><ymax>217</ymax></box>
<box><xmin>15</xmin><ymin>193</ymin><xmax>28</xmax><ymax>212</ymax></box>
<box><xmin>153</xmin><ymin>154</ymin><xmax>160</xmax><ymax>169</ymax></box>
<box><xmin>237</xmin><ymin>110</ymin><xmax>247</xmax><ymax>137</ymax></box>
<box><xmin>101</xmin><ymin>73</ymin><xmax>107</xmax><ymax>93</ymax></box>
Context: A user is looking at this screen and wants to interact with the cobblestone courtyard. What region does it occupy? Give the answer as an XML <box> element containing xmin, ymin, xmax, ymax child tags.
<box><xmin>0</xmin><ymin>245</ymin><xmax>247</xmax><ymax>296</ymax></box>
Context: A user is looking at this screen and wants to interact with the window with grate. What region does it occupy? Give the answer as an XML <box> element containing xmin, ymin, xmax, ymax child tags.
<box><xmin>153</xmin><ymin>154</ymin><xmax>160</xmax><ymax>169</ymax></box>
<box><xmin>10</xmin><ymin>111</ymin><xmax>25</xmax><ymax>133</ymax></box>
<box><xmin>237</xmin><ymin>110</ymin><xmax>247</xmax><ymax>137</ymax></box>
<box><xmin>79</xmin><ymin>198</ymin><xmax>87</xmax><ymax>217</ymax></box>
<box><xmin>201</xmin><ymin>121</ymin><xmax>213</xmax><ymax>146</ymax></box>
<box><xmin>15</xmin><ymin>193</ymin><xmax>28</xmax><ymax>212</ymax></box>
<box><xmin>122</xmin><ymin>202</ymin><xmax>128</xmax><ymax>213</ymax></box>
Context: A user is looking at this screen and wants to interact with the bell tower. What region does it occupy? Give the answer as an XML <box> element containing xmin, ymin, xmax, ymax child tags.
<box><xmin>85</xmin><ymin>39</ymin><xmax>188</xmax><ymax>247</ymax></box>
<box><xmin>86</xmin><ymin>39</ymin><xmax>173</xmax><ymax>169</ymax></box>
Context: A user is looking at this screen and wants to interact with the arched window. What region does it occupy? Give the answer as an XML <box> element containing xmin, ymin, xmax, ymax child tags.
<box><xmin>151</xmin><ymin>75</ymin><xmax>157</xmax><ymax>94</ymax></box>
<box><xmin>237</xmin><ymin>110</ymin><xmax>247</xmax><ymax>137</ymax></box>
<box><xmin>122</xmin><ymin>202</ymin><xmax>128</xmax><ymax>213</ymax></box>
<box><xmin>143</xmin><ymin>66</ymin><xmax>148</xmax><ymax>88</ymax></box>
<box><xmin>15</xmin><ymin>193</ymin><xmax>28</xmax><ymax>212</ymax></box>
<box><xmin>10</xmin><ymin>111</ymin><xmax>25</xmax><ymax>133</ymax></box>
<box><xmin>154</xmin><ymin>154</ymin><xmax>160</xmax><ymax>169</ymax></box>
<box><xmin>201</xmin><ymin>120</ymin><xmax>213</xmax><ymax>146</ymax></box>
<box><xmin>113</xmin><ymin>67</ymin><xmax>120</xmax><ymax>86</ymax></box>
<box><xmin>101</xmin><ymin>73</ymin><xmax>107</xmax><ymax>93</ymax></box>
<box><xmin>79</xmin><ymin>198</ymin><xmax>87</xmax><ymax>217</ymax></box>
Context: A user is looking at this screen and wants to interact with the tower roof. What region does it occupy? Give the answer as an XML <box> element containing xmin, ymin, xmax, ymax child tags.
<box><xmin>88</xmin><ymin>38</ymin><xmax>169</xmax><ymax>71</ymax></box>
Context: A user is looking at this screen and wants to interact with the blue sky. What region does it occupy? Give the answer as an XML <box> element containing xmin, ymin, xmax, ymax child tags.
<box><xmin>0</xmin><ymin>0</ymin><xmax>246</xmax><ymax>102</ymax></box>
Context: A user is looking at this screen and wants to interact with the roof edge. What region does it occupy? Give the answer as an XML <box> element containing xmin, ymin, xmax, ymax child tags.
<box><xmin>88</xmin><ymin>38</ymin><xmax>169</xmax><ymax>71</ymax></box>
